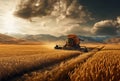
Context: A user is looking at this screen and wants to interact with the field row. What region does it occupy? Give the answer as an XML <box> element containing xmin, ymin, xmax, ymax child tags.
<box><xmin>102</xmin><ymin>44</ymin><xmax>120</xmax><ymax>50</ymax></box>
<box><xmin>70</xmin><ymin>48</ymin><xmax>120</xmax><ymax>81</ymax></box>
<box><xmin>11</xmin><ymin>45</ymin><xmax>103</xmax><ymax>81</ymax></box>
<box><xmin>0</xmin><ymin>45</ymin><xmax>80</xmax><ymax>81</ymax></box>
<box><xmin>12</xmin><ymin>49</ymin><xmax>97</xmax><ymax>81</ymax></box>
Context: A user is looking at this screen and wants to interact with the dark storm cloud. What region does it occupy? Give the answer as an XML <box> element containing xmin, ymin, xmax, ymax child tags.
<box><xmin>12</xmin><ymin>0</ymin><xmax>120</xmax><ymax>36</ymax></box>
<box><xmin>78</xmin><ymin>0</ymin><xmax>120</xmax><ymax>20</ymax></box>
<box><xmin>92</xmin><ymin>19</ymin><xmax>120</xmax><ymax>35</ymax></box>
<box><xmin>14</xmin><ymin>0</ymin><xmax>57</xmax><ymax>18</ymax></box>
<box><xmin>14</xmin><ymin>0</ymin><xmax>120</xmax><ymax>20</ymax></box>
<box><xmin>14</xmin><ymin>0</ymin><xmax>92</xmax><ymax>22</ymax></box>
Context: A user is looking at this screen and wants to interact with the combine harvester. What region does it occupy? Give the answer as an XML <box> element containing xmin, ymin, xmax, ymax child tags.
<box><xmin>54</xmin><ymin>34</ymin><xmax>89</xmax><ymax>52</ymax></box>
<box><xmin>54</xmin><ymin>34</ymin><xmax>104</xmax><ymax>52</ymax></box>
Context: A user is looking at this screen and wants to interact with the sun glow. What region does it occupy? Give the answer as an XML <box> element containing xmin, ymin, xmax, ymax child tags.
<box><xmin>3</xmin><ymin>11</ymin><xmax>19</xmax><ymax>33</ymax></box>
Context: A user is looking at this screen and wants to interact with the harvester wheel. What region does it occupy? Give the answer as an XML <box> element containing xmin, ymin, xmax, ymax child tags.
<box><xmin>54</xmin><ymin>45</ymin><xmax>62</xmax><ymax>49</ymax></box>
<box><xmin>83</xmin><ymin>48</ymin><xmax>88</xmax><ymax>52</ymax></box>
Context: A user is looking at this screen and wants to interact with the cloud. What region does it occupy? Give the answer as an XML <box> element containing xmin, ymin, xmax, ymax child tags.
<box><xmin>14</xmin><ymin>0</ymin><xmax>93</xmax><ymax>23</ymax></box>
<box><xmin>117</xmin><ymin>16</ymin><xmax>120</xmax><ymax>34</ymax></box>
<box><xmin>63</xmin><ymin>24</ymin><xmax>91</xmax><ymax>35</ymax></box>
<box><xmin>11</xmin><ymin>0</ymin><xmax>94</xmax><ymax>36</ymax></box>
<box><xmin>92</xmin><ymin>19</ymin><xmax>120</xmax><ymax>35</ymax></box>
<box><xmin>117</xmin><ymin>16</ymin><xmax>120</xmax><ymax>24</ymax></box>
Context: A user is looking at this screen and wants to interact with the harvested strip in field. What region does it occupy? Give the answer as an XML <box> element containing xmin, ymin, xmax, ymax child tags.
<box><xmin>103</xmin><ymin>44</ymin><xmax>120</xmax><ymax>50</ymax></box>
<box><xmin>13</xmin><ymin>46</ymin><xmax>103</xmax><ymax>81</ymax></box>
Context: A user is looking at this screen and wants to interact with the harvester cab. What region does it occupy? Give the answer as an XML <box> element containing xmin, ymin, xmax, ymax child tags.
<box><xmin>64</xmin><ymin>34</ymin><xmax>81</xmax><ymax>49</ymax></box>
<box><xmin>54</xmin><ymin>34</ymin><xmax>88</xmax><ymax>52</ymax></box>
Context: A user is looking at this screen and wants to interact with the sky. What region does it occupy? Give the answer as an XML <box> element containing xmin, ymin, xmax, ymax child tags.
<box><xmin>0</xmin><ymin>0</ymin><xmax>120</xmax><ymax>36</ymax></box>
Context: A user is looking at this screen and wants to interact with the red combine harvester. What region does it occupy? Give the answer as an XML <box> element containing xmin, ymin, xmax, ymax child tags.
<box><xmin>54</xmin><ymin>34</ymin><xmax>88</xmax><ymax>52</ymax></box>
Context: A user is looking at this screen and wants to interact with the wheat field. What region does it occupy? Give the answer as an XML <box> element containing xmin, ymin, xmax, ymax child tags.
<box><xmin>70</xmin><ymin>44</ymin><xmax>120</xmax><ymax>81</ymax></box>
<box><xmin>0</xmin><ymin>44</ymin><xmax>119</xmax><ymax>81</ymax></box>
<box><xmin>0</xmin><ymin>45</ymin><xmax>80</xmax><ymax>81</ymax></box>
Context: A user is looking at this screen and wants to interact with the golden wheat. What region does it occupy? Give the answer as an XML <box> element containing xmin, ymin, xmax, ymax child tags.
<box><xmin>0</xmin><ymin>44</ymin><xmax>119</xmax><ymax>81</ymax></box>
<box><xmin>0</xmin><ymin>45</ymin><xmax>80</xmax><ymax>80</ymax></box>
<box><xmin>70</xmin><ymin>45</ymin><xmax>120</xmax><ymax>81</ymax></box>
<box><xmin>12</xmin><ymin>45</ymin><xmax>104</xmax><ymax>81</ymax></box>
